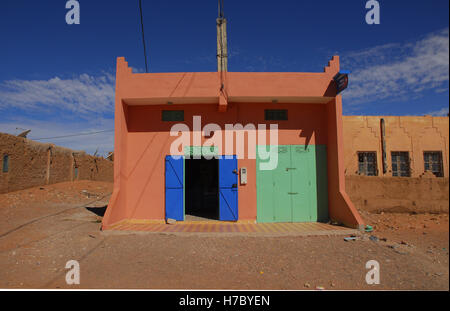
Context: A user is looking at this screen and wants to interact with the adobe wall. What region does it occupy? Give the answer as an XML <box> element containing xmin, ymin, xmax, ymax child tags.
<box><xmin>346</xmin><ymin>175</ymin><xmax>449</xmax><ymax>214</ymax></box>
<box><xmin>73</xmin><ymin>152</ymin><xmax>115</xmax><ymax>182</ymax></box>
<box><xmin>343</xmin><ymin>116</ymin><xmax>449</xmax><ymax>177</ymax></box>
<box><xmin>0</xmin><ymin>132</ymin><xmax>113</xmax><ymax>194</ymax></box>
<box><xmin>47</xmin><ymin>147</ymin><xmax>73</xmax><ymax>185</ymax></box>
<box><xmin>343</xmin><ymin>116</ymin><xmax>449</xmax><ymax>214</ymax></box>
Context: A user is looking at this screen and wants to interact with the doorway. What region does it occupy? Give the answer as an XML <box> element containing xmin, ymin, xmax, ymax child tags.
<box><xmin>185</xmin><ymin>157</ymin><xmax>219</xmax><ymax>220</ymax></box>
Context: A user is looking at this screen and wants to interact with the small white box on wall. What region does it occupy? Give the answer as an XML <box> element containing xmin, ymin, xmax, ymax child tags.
<box><xmin>240</xmin><ymin>167</ymin><xmax>247</xmax><ymax>185</ymax></box>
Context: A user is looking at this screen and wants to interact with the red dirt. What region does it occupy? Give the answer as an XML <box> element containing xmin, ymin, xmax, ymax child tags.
<box><xmin>0</xmin><ymin>181</ymin><xmax>448</xmax><ymax>290</ymax></box>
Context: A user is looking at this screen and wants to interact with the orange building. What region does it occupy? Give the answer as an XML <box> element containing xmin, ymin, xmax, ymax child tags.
<box><xmin>102</xmin><ymin>56</ymin><xmax>364</xmax><ymax>230</ymax></box>
<box><xmin>343</xmin><ymin>116</ymin><xmax>449</xmax><ymax>178</ymax></box>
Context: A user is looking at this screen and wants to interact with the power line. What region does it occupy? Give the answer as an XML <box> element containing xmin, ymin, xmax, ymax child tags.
<box><xmin>139</xmin><ymin>0</ymin><xmax>149</xmax><ymax>73</ymax></box>
<box><xmin>32</xmin><ymin>129</ymin><xmax>114</xmax><ymax>141</ymax></box>
<box><xmin>218</xmin><ymin>0</ymin><xmax>224</xmax><ymax>18</ymax></box>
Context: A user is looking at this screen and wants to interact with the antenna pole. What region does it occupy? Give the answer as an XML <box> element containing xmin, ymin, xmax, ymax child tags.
<box><xmin>216</xmin><ymin>0</ymin><xmax>227</xmax><ymax>72</ymax></box>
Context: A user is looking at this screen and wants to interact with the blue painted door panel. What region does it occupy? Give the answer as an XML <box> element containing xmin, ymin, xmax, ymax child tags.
<box><xmin>219</xmin><ymin>188</ymin><xmax>238</xmax><ymax>221</ymax></box>
<box><xmin>165</xmin><ymin>156</ymin><xmax>183</xmax><ymax>188</ymax></box>
<box><xmin>165</xmin><ymin>155</ymin><xmax>184</xmax><ymax>221</ymax></box>
<box><xmin>219</xmin><ymin>156</ymin><xmax>238</xmax><ymax>221</ymax></box>
<box><xmin>165</xmin><ymin>188</ymin><xmax>184</xmax><ymax>221</ymax></box>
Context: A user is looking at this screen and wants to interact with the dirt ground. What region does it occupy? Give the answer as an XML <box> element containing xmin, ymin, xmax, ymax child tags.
<box><xmin>0</xmin><ymin>181</ymin><xmax>448</xmax><ymax>290</ymax></box>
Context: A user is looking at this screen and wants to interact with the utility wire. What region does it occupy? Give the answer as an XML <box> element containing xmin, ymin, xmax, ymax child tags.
<box><xmin>218</xmin><ymin>0</ymin><xmax>224</xmax><ymax>18</ymax></box>
<box><xmin>139</xmin><ymin>0</ymin><xmax>149</xmax><ymax>73</ymax></box>
<box><xmin>32</xmin><ymin>129</ymin><xmax>114</xmax><ymax>141</ymax></box>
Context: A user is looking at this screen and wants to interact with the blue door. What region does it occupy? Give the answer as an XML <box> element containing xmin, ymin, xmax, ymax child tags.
<box><xmin>165</xmin><ymin>155</ymin><xmax>184</xmax><ymax>221</ymax></box>
<box><xmin>219</xmin><ymin>156</ymin><xmax>238</xmax><ymax>221</ymax></box>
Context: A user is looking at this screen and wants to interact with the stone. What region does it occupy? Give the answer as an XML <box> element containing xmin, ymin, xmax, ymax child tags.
<box><xmin>166</xmin><ymin>218</ymin><xmax>177</xmax><ymax>225</ymax></box>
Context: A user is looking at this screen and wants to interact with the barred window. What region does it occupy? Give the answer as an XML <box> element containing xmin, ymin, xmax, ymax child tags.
<box><xmin>391</xmin><ymin>152</ymin><xmax>410</xmax><ymax>177</ymax></box>
<box><xmin>424</xmin><ymin>151</ymin><xmax>444</xmax><ymax>177</ymax></box>
<box><xmin>265</xmin><ymin>109</ymin><xmax>288</xmax><ymax>121</ymax></box>
<box><xmin>357</xmin><ymin>152</ymin><xmax>377</xmax><ymax>176</ymax></box>
<box><xmin>162</xmin><ymin>110</ymin><xmax>184</xmax><ymax>121</ymax></box>
<box><xmin>2</xmin><ymin>155</ymin><xmax>9</xmax><ymax>173</ymax></box>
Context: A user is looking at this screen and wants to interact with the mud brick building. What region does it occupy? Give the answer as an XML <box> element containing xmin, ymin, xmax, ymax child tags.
<box><xmin>0</xmin><ymin>132</ymin><xmax>113</xmax><ymax>194</ymax></box>
<box><xmin>343</xmin><ymin>116</ymin><xmax>449</xmax><ymax>178</ymax></box>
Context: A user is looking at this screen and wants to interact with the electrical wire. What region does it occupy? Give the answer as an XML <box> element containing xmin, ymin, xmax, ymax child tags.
<box><xmin>32</xmin><ymin>129</ymin><xmax>114</xmax><ymax>141</ymax></box>
<box><xmin>218</xmin><ymin>0</ymin><xmax>224</xmax><ymax>18</ymax></box>
<box><xmin>139</xmin><ymin>0</ymin><xmax>149</xmax><ymax>73</ymax></box>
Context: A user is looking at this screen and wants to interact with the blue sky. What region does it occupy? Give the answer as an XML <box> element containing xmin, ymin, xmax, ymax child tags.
<box><xmin>0</xmin><ymin>0</ymin><xmax>448</xmax><ymax>155</ymax></box>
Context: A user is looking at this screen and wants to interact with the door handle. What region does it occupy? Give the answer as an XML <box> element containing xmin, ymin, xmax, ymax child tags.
<box><xmin>288</xmin><ymin>192</ymin><xmax>298</xmax><ymax>195</ymax></box>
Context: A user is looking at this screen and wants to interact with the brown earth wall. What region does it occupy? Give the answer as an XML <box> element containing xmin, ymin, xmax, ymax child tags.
<box><xmin>0</xmin><ymin>132</ymin><xmax>113</xmax><ymax>194</ymax></box>
<box><xmin>346</xmin><ymin>175</ymin><xmax>449</xmax><ymax>214</ymax></box>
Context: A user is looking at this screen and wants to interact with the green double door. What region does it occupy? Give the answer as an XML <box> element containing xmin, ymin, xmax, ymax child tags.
<box><xmin>256</xmin><ymin>145</ymin><xmax>328</xmax><ymax>223</ymax></box>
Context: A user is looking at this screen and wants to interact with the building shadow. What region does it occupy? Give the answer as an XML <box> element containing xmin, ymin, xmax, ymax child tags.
<box><xmin>85</xmin><ymin>205</ymin><xmax>107</xmax><ymax>217</ymax></box>
<box><xmin>299</xmin><ymin>128</ymin><xmax>314</xmax><ymax>149</ymax></box>
<box><xmin>314</xmin><ymin>145</ymin><xmax>329</xmax><ymax>223</ymax></box>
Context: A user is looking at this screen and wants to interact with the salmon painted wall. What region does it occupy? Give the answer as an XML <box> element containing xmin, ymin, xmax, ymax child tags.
<box><xmin>102</xmin><ymin>56</ymin><xmax>364</xmax><ymax>229</ymax></box>
<box><xmin>122</xmin><ymin>102</ymin><xmax>328</xmax><ymax>221</ymax></box>
<box><xmin>326</xmin><ymin>97</ymin><xmax>364</xmax><ymax>228</ymax></box>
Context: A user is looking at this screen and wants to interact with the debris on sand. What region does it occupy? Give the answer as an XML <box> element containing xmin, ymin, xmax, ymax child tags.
<box><xmin>166</xmin><ymin>218</ymin><xmax>177</xmax><ymax>225</ymax></box>
<box><xmin>369</xmin><ymin>236</ymin><xmax>379</xmax><ymax>242</ymax></box>
<box><xmin>364</xmin><ymin>225</ymin><xmax>373</xmax><ymax>233</ymax></box>
<box><xmin>344</xmin><ymin>236</ymin><xmax>357</xmax><ymax>242</ymax></box>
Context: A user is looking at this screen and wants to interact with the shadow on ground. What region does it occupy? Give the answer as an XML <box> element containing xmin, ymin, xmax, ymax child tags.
<box><xmin>85</xmin><ymin>205</ymin><xmax>107</xmax><ymax>217</ymax></box>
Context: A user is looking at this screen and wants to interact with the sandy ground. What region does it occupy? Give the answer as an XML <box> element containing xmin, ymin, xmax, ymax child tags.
<box><xmin>0</xmin><ymin>181</ymin><xmax>448</xmax><ymax>290</ymax></box>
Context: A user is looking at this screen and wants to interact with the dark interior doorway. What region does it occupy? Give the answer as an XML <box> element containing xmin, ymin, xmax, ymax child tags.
<box><xmin>185</xmin><ymin>157</ymin><xmax>219</xmax><ymax>220</ymax></box>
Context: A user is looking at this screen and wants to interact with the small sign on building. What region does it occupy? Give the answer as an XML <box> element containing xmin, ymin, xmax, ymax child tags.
<box><xmin>333</xmin><ymin>70</ymin><xmax>350</xmax><ymax>94</ymax></box>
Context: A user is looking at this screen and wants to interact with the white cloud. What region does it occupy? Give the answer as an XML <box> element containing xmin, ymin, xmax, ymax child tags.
<box><xmin>342</xmin><ymin>28</ymin><xmax>449</xmax><ymax>105</ymax></box>
<box><xmin>0</xmin><ymin>73</ymin><xmax>115</xmax><ymax>115</ymax></box>
<box><xmin>426</xmin><ymin>107</ymin><xmax>449</xmax><ymax>117</ymax></box>
<box><xmin>131</xmin><ymin>67</ymin><xmax>145</xmax><ymax>73</ymax></box>
<box><xmin>0</xmin><ymin>117</ymin><xmax>114</xmax><ymax>156</ymax></box>
<box><xmin>0</xmin><ymin>72</ymin><xmax>116</xmax><ymax>155</ymax></box>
